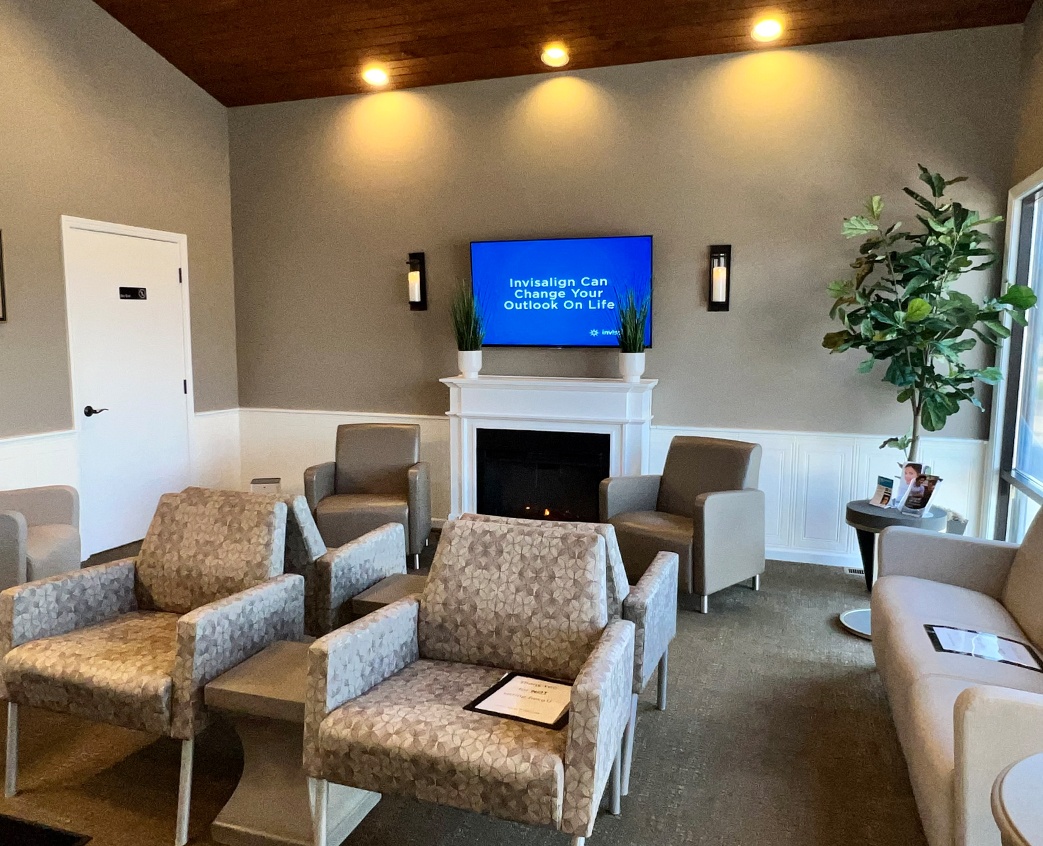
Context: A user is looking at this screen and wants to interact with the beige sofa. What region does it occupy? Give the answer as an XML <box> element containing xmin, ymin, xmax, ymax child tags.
<box><xmin>872</xmin><ymin>521</ymin><xmax>1043</xmax><ymax>846</ymax></box>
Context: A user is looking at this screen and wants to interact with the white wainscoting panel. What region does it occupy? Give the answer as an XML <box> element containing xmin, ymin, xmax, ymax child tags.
<box><xmin>239</xmin><ymin>409</ymin><xmax>989</xmax><ymax>569</ymax></box>
<box><xmin>190</xmin><ymin>409</ymin><xmax>242</xmax><ymax>490</ymax></box>
<box><xmin>0</xmin><ymin>429</ymin><xmax>80</xmax><ymax>491</ymax></box>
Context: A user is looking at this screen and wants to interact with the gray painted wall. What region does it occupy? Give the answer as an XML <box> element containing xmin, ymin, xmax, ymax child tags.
<box><xmin>1015</xmin><ymin>1</ymin><xmax>1043</xmax><ymax>185</ymax></box>
<box><xmin>0</xmin><ymin>0</ymin><xmax>238</xmax><ymax>438</ymax></box>
<box><xmin>229</xmin><ymin>27</ymin><xmax>1021</xmax><ymax>439</ymax></box>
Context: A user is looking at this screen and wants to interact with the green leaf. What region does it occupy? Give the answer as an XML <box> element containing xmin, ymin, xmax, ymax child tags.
<box><xmin>827</xmin><ymin>280</ymin><xmax>853</xmax><ymax>299</ymax></box>
<box><xmin>984</xmin><ymin>319</ymin><xmax>1012</xmax><ymax>339</ymax></box>
<box><xmin>918</xmin><ymin>165</ymin><xmax>947</xmax><ymax>199</ymax></box>
<box><xmin>999</xmin><ymin>284</ymin><xmax>1037</xmax><ymax>310</ymax></box>
<box><xmin>865</xmin><ymin>195</ymin><xmax>884</xmax><ymax>221</ymax></box>
<box><xmin>975</xmin><ymin>366</ymin><xmax>1003</xmax><ymax>385</ymax></box>
<box><xmin>896</xmin><ymin>388</ymin><xmax>914</xmax><ymax>403</ymax></box>
<box><xmin>842</xmin><ymin>216</ymin><xmax>880</xmax><ymax>238</ymax></box>
<box><xmin>822</xmin><ymin>331</ymin><xmax>849</xmax><ymax>351</ymax></box>
<box><xmin>858</xmin><ymin>359</ymin><xmax>875</xmax><ymax>374</ymax></box>
<box><xmin>905</xmin><ymin>298</ymin><xmax>931</xmax><ymax>322</ymax></box>
<box><xmin>920</xmin><ymin>393</ymin><xmax>949</xmax><ymax>431</ymax></box>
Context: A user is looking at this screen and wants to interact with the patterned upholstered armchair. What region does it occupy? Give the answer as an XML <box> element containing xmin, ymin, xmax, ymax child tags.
<box><xmin>304</xmin><ymin>423</ymin><xmax>431</xmax><ymax>568</ymax></box>
<box><xmin>461</xmin><ymin>513</ymin><xmax>678</xmax><ymax>796</ymax></box>
<box><xmin>305</xmin><ymin>519</ymin><xmax>635</xmax><ymax>846</ymax></box>
<box><xmin>280</xmin><ymin>493</ymin><xmax>407</xmax><ymax>636</ymax></box>
<box><xmin>0</xmin><ymin>488</ymin><xmax>304</xmax><ymax>846</ymax></box>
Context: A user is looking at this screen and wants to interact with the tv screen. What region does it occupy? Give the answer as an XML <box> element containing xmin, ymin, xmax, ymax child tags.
<box><xmin>470</xmin><ymin>235</ymin><xmax>653</xmax><ymax>348</ymax></box>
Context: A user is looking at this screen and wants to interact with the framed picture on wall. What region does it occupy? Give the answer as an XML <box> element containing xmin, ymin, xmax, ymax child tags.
<box><xmin>0</xmin><ymin>230</ymin><xmax>6</xmax><ymax>322</ymax></box>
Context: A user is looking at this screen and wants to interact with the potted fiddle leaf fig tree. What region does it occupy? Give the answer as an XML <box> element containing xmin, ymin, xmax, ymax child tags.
<box><xmin>616</xmin><ymin>288</ymin><xmax>651</xmax><ymax>382</ymax></box>
<box><xmin>823</xmin><ymin>165</ymin><xmax>1037</xmax><ymax>463</ymax></box>
<box><xmin>451</xmin><ymin>281</ymin><xmax>485</xmax><ymax>378</ymax></box>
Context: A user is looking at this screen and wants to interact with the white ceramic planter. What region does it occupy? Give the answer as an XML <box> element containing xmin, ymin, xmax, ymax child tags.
<box><xmin>458</xmin><ymin>349</ymin><xmax>483</xmax><ymax>379</ymax></box>
<box><xmin>619</xmin><ymin>351</ymin><xmax>646</xmax><ymax>383</ymax></box>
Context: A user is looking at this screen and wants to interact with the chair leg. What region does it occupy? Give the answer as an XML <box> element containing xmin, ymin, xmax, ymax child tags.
<box><xmin>571</xmin><ymin>837</ymin><xmax>586</xmax><ymax>846</ymax></box>
<box><xmin>610</xmin><ymin>749</ymin><xmax>622</xmax><ymax>815</ymax></box>
<box><xmin>175</xmin><ymin>738</ymin><xmax>194</xmax><ymax>846</ymax></box>
<box><xmin>751</xmin><ymin>574</ymin><xmax>761</xmax><ymax>591</ymax></box>
<box><xmin>699</xmin><ymin>595</ymin><xmax>709</xmax><ymax>614</ymax></box>
<box><xmin>5</xmin><ymin>701</ymin><xmax>18</xmax><ymax>798</ymax></box>
<box><xmin>620</xmin><ymin>693</ymin><xmax>638</xmax><ymax>795</ymax></box>
<box><xmin>409</xmin><ymin>554</ymin><xmax>420</xmax><ymax>570</ymax></box>
<box><xmin>656</xmin><ymin>649</ymin><xmax>668</xmax><ymax>711</ymax></box>
<box><xmin>312</xmin><ymin>778</ymin><xmax>328</xmax><ymax>846</ymax></box>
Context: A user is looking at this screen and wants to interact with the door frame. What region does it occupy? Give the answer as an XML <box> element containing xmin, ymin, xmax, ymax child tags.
<box><xmin>60</xmin><ymin>216</ymin><xmax>196</xmax><ymax>541</ymax></box>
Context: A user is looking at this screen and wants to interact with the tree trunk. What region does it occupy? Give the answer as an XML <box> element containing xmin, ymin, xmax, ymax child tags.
<box><xmin>908</xmin><ymin>399</ymin><xmax>922</xmax><ymax>463</ymax></box>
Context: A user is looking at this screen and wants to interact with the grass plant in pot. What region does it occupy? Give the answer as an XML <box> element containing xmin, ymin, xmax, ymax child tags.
<box><xmin>823</xmin><ymin>165</ymin><xmax>1036</xmax><ymax>464</ymax></box>
<box><xmin>451</xmin><ymin>281</ymin><xmax>485</xmax><ymax>378</ymax></box>
<box><xmin>617</xmin><ymin>288</ymin><xmax>651</xmax><ymax>382</ymax></box>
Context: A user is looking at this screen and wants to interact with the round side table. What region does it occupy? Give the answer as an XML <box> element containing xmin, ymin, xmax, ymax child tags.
<box><xmin>839</xmin><ymin>499</ymin><xmax>946</xmax><ymax>640</ymax></box>
<box><xmin>993</xmin><ymin>753</ymin><xmax>1043</xmax><ymax>846</ymax></box>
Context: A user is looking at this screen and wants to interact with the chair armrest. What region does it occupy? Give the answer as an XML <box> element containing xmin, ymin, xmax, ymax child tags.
<box><xmin>171</xmin><ymin>574</ymin><xmax>304</xmax><ymax>739</ymax></box>
<box><xmin>623</xmin><ymin>551</ymin><xmax>678</xmax><ymax>692</ymax></box>
<box><xmin>0</xmin><ymin>486</ymin><xmax>78</xmax><ymax>528</ymax></box>
<box><xmin>407</xmin><ymin>461</ymin><xmax>432</xmax><ymax>555</ymax></box>
<box><xmin>955</xmin><ymin>685</ymin><xmax>1043</xmax><ymax>846</ymax></box>
<box><xmin>304</xmin><ymin>597</ymin><xmax>420</xmax><ymax>776</ymax></box>
<box><xmin>305</xmin><ymin>462</ymin><xmax>336</xmax><ymax>512</ymax></box>
<box><xmin>562</xmin><ymin>619</ymin><xmax>635</xmax><ymax>837</ymax></box>
<box><xmin>599</xmin><ymin>475</ymin><xmax>662</xmax><ymax>521</ymax></box>
<box><xmin>311</xmin><ymin>522</ymin><xmax>407</xmax><ymax>635</ymax></box>
<box><xmin>692</xmin><ymin>489</ymin><xmax>766</xmax><ymax>595</ymax></box>
<box><xmin>878</xmin><ymin>527</ymin><xmax>1018</xmax><ymax>599</ymax></box>
<box><xmin>0</xmin><ymin>511</ymin><xmax>28</xmax><ymax>591</ymax></box>
<box><xmin>0</xmin><ymin>559</ymin><xmax>137</xmax><ymax>699</ymax></box>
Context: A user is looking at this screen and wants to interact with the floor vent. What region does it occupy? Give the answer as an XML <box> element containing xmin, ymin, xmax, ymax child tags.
<box><xmin>846</xmin><ymin>567</ymin><xmax>865</xmax><ymax>576</ymax></box>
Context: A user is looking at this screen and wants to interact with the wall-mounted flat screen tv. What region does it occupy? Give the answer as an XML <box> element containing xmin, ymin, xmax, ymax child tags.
<box><xmin>470</xmin><ymin>235</ymin><xmax>653</xmax><ymax>348</ymax></box>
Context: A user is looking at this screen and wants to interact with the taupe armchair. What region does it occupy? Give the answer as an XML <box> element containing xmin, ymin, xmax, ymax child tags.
<box><xmin>0</xmin><ymin>486</ymin><xmax>81</xmax><ymax>591</ymax></box>
<box><xmin>600</xmin><ymin>435</ymin><xmax>765</xmax><ymax>613</ymax></box>
<box><xmin>305</xmin><ymin>424</ymin><xmax>431</xmax><ymax>567</ymax></box>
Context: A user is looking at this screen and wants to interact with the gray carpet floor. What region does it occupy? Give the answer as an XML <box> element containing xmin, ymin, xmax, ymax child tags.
<box><xmin>0</xmin><ymin>560</ymin><xmax>927</xmax><ymax>846</ymax></box>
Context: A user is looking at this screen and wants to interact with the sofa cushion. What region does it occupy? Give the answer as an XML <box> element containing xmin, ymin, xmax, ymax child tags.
<box><xmin>25</xmin><ymin>524</ymin><xmax>80</xmax><ymax>581</ymax></box>
<box><xmin>609</xmin><ymin>510</ymin><xmax>694</xmax><ymax>592</ymax></box>
<box><xmin>419</xmin><ymin>520</ymin><xmax>607</xmax><ymax>680</ymax></box>
<box><xmin>316</xmin><ymin>494</ymin><xmax>408</xmax><ymax>549</ymax></box>
<box><xmin>136</xmin><ymin>488</ymin><xmax>285</xmax><ymax>614</ymax></box>
<box><xmin>315</xmin><ymin>658</ymin><xmax>566</xmax><ymax>828</ymax></box>
<box><xmin>1</xmin><ymin>611</ymin><xmax>179</xmax><ymax>734</ymax></box>
<box><xmin>1003</xmin><ymin>512</ymin><xmax>1043</xmax><ymax>649</ymax></box>
<box><xmin>873</xmin><ymin>576</ymin><xmax>1043</xmax><ymax>696</ymax></box>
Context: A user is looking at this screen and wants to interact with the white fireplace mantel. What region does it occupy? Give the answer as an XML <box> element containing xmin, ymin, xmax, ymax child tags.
<box><xmin>439</xmin><ymin>375</ymin><xmax>657</xmax><ymax>518</ymax></box>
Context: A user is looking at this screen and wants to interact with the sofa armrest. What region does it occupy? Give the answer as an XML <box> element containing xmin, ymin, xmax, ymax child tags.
<box><xmin>623</xmin><ymin>551</ymin><xmax>678</xmax><ymax>692</ymax></box>
<box><xmin>304</xmin><ymin>597</ymin><xmax>420</xmax><ymax>776</ymax></box>
<box><xmin>562</xmin><ymin>619</ymin><xmax>635</xmax><ymax>837</ymax></box>
<box><xmin>0</xmin><ymin>486</ymin><xmax>78</xmax><ymax>528</ymax></box>
<box><xmin>312</xmin><ymin>522</ymin><xmax>407</xmax><ymax>635</ymax></box>
<box><xmin>0</xmin><ymin>511</ymin><xmax>28</xmax><ymax>591</ymax></box>
<box><xmin>878</xmin><ymin>527</ymin><xmax>1018</xmax><ymax>599</ymax></box>
<box><xmin>955</xmin><ymin>685</ymin><xmax>1043</xmax><ymax>846</ymax></box>
<box><xmin>692</xmin><ymin>489</ymin><xmax>766</xmax><ymax>595</ymax></box>
<box><xmin>0</xmin><ymin>559</ymin><xmax>137</xmax><ymax>699</ymax></box>
<box><xmin>599</xmin><ymin>475</ymin><xmax>662</xmax><ymax>521</ymax></box>
<box><xmin>407</xmin><ymin>461</ymin><xmax>432</xmax><ymax>555</ymax></box>
<box><xmin>171</xmin><ymin>574</ymin><xmax>304</xmax><ymax>739</ymax></box>
<box><xmin>305</xmin><ymin>462</ymin><xmax>336</xmax><ymax>512</ymax></box>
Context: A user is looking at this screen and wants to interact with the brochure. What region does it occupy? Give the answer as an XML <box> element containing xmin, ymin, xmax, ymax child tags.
<box><xmin>465</xmin><ymin>672</ymin><xmax>572</xmax><ymax>729</ymax></box>
<box><xmin>901</xmin><ymin>474</ymin><xmax>942</xmax><ymax>515</ymax></box>
<box><xmin>925</xmin><ymin>625</ymin><xmax>1043</xmax><ymax>673</ymax></box>
<box><xmin>869</xmin><ymin>475</ymin><xmax>894</xmax><ymax>507</ymax></box>
<box><xmin>892</xmin><ymin>462</ymin><xmax>923</xmax><ymax>509</ymax></box>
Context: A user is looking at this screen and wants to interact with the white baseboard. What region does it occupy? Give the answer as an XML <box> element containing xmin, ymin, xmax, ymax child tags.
<box><xmin>238</xmin><ymin>407</ymin><xmax>988</xmax><ymax>569</ymax></box>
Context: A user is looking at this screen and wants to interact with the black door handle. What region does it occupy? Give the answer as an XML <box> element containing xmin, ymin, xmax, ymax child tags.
<box><xmin>83</xmin><ymin>406</ymin><xmax>109</xmax><ymax>417</ymax></box>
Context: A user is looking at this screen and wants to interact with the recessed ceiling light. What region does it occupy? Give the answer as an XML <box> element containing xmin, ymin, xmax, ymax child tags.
<box><xmin>751</xmin><ymin>18</ymin><xmax>784</xmax><ymax>42</ymax></box>
<box><xmin>541</xmin><ymin>42</ymin><xmax>570</xmax><ymax>68</ymax></box>
<box><xmin>361</xmin><ymin>64</ymin><xmax>389</xmax><ymax>86</ymax></box>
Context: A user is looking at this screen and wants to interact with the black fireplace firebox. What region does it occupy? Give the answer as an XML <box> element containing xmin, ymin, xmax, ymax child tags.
<box><xmin>476</xmin><ymin>428</ymin><xmax>611</xmax><ymax>523</ymax></box>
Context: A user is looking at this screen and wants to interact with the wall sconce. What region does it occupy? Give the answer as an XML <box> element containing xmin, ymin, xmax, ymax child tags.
<box><xmin>708</xmin><ymin>245</ymin><xmax>731</xmax><ymax>312</ymax></box>
<box><xmin>407</xmin><ymin>252</ymin><xmax>427</xmax><ymax>311</ymax></box>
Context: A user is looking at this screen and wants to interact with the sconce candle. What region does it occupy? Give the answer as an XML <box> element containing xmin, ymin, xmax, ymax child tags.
<box><xmin>407</xmin><ymin>252</ymin><xmax>427</xmax><ymax>311</ymax></box>
<box><xmin>708</xmin><ymin>245</ymin><xmax>731</xmax><ymax>312</ymax></box>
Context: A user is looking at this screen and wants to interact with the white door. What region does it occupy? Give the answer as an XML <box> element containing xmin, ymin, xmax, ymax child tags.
<box><xmin>62</xmin><ymin>219</ymin><xmax>192</xmax><ymax>555</ymax></box>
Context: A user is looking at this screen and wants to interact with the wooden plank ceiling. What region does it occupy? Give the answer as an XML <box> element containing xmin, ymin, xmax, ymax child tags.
<box><xmin>93</xmin><ymin>1</ymin><xmax>1032</xmax><ymax>107</ymax></box>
